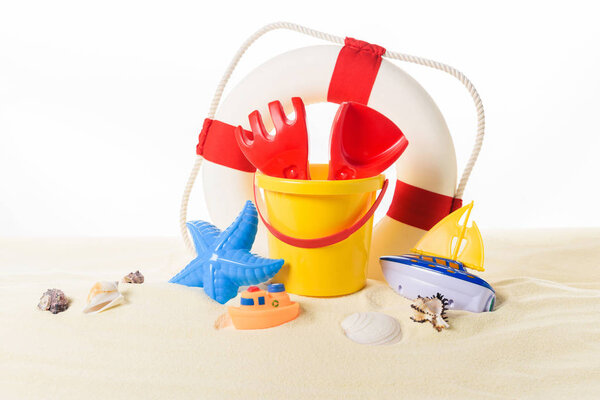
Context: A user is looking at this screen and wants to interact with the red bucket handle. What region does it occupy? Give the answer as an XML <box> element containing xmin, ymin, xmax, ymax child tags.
<box><xmin>253</xmin><ymin>179</ymin><xmax>389</xmax><ymax>249</ymax></box>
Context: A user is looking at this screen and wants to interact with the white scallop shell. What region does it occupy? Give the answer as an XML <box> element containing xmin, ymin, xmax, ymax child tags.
<box><xmin>341</xmin><ymin>312</ymin><xmax>402</xmax><ymax>345</ymax></box>
<box><xmin>83</xmin><ymin>281</ymin><xmax>124</xmax><ymax>314</ymax></box>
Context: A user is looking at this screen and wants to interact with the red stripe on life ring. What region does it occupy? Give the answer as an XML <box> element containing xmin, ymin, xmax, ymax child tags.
<box><xmin>327</xmin><ymin>37</ymin><xmax>386</xmax><ymax>104</ymax></box>
<box><xmin>387</xmin><ymin>180</ymin><xmax>463</xmax><ymax>231</ymax></box>
<box><xmin>196</xmin><ymin>118</ymin><xmax>256</xmax><ymax>173</ymax></box>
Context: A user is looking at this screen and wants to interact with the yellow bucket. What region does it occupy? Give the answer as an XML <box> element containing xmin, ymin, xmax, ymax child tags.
<box><xmin>255</xmin><ymin>164</ymin><xmax>387</xmax><ymax>297</ymax></box>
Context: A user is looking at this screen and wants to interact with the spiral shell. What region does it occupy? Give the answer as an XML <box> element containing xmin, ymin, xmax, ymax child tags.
<box><xmin>341</xmin><ymin>312</ymin><xmax>402</xmax><ymax>345</ymax></box>
<box><xmin>83</xmin><ymin>281</ymin><xmax>124</xmax><ymax>314</ymax></box>
<box><xmin>410</xmin><ymin>293</ymin><xmax>449</xmax><ymax>332</ymax></box>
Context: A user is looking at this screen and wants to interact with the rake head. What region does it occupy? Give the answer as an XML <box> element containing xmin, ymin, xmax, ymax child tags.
<box><xmin>235</xmin><ymin>97</ymin><xmax>310</xmax><ymax>180</ymax></box>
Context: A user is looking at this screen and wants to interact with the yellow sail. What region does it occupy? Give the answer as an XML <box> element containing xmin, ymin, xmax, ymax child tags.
<box><xmin>457</xmin><ymin>220</ymin><xmax>485</xmax><ymax>271</ymax></box>
<box><xmin>411</xmin><ymin>202</ymin><xmax>485</xmax><ymax>271</ymax></box>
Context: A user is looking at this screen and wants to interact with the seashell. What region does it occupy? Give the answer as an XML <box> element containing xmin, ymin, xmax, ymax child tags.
<box><xmin>122</xmin><ymin>270</ymin><xmax>144</xmax><ymax>284</ymax></box>
<box><xmin>83</xmin><ymin>281</ymin><xmax>124</xmax><ymax>314</ymax></box>
<box><xmin>38</xmin><ymin>288</ymin><xmax>69</xmax><ymax>314</ymax></box>
<box><xmin>410</xmin><ymin>293</ymin><xmax>450</xmax><ymax>332</ymax></box>
<box><xmin>341</xmin><ymin>312</ymin><xmax>402</xmax><ymax>345</ymax></box>
<box><xmin>214</xmin><ymin>313</ymin><xmax>233</xmax><ymax>330</ymax></box>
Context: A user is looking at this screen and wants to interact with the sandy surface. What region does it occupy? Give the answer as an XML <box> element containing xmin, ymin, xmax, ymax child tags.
<box><xmin>1</xmin><ymin>229</ymin><xmax>599</xmax><ymax>399</ymax></box>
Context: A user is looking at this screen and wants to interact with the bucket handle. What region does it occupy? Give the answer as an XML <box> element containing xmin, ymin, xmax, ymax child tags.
<box><xmin>253</xmin><ymin>179</ymin><xmax>389</xmax><ymax>249</ymax></box>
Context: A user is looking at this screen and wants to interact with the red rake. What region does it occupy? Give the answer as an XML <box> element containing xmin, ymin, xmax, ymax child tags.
<box><xmin>235</xmin><ymin>97</ymin><xmax>311</xmax><ymax>180</ymax></box>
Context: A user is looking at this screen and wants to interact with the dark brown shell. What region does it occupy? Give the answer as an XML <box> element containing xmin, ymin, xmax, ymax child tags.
<box><xmin>37</xmin><ymin>289</ymin><xmax>69</xmax><ymax>314</ymax></box>
<box><xmin>122</xmin><ymin>270</ymin><xmax>144</xmax><ymax>284</ymax></box>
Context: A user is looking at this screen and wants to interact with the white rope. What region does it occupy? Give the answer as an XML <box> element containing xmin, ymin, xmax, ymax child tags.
<box><xmin>383</xmin><ymin>50</ymin><xmax>485</xmax><ymax>198</ymax></box>
<box><xmin>179</xmin><ymin>155</ymin><xmax>203</xmax><ymax>252</ymax></box>
<box><xmin>179</xmin><ymin>22</ymin><xmax>485</xmax><ymax>252</ymax></box>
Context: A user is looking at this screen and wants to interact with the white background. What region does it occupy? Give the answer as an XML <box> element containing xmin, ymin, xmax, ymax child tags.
<box><xmin>1</xmin><ymin>0</ymin><xmax>598</xmax><ymax>237</ymax></box>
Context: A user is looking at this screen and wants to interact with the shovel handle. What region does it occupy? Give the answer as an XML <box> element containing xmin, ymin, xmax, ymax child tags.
<box><xmin>253</xmin><ymin>179</ymin><xmax>388</xmax><ymax>249</ymax></box>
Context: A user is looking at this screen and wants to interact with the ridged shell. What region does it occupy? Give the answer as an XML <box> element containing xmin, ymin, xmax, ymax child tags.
<box><xmin>83</xmin><ymin>281</ymin><xmax>124</xmax><ymax>314</ymax></box>
<box><xmin>341</xmin><ymin>312</ymin><xmax>402</xmax><ymax>345</ymax></box>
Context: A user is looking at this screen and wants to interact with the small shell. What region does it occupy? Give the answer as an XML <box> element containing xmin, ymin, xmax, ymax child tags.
<box><xmin>122</xmin><ymin>270</ymin><xmax>144</xmax><ymax>284</ymax></box>
<box><xmin>38</xmin><ymin>289</ymin><xmax>69</xmax><ymax>314</ymax></box>
<box><xmin>83</xmin><ymin>281</ymin><xmax>124</xmax><ymax>314</ymax></box>
<box><xmin>341</xmin><ymin>312</ymin><xmax>402</xmax><ymax>345</ymax></box>
<box><xmin>214</xmin><ymin>313</ymin><xmax>233</xmax><ymax>330</ymax></box>
<box><xmin>411</xmin><ymin>293</ymin><xmax>450</xmax><ymax>332</ymax></box>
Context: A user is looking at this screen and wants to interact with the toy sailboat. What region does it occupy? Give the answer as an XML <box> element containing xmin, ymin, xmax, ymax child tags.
<box><xmin>380</xmin><ymin>202</ymin><xmax>495</xmax><ymax>313</ymax></box>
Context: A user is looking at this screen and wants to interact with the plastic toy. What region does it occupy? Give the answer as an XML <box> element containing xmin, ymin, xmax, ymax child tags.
<box><xmin>255</xmin><ymin>164</ymin><xmax>387</xmax><ymax>297</ymax></box>
<box><xmin>169</xmin><ymin>201</ymin><xmax>284</xmax><ymax>304</ymax></box>
<box><xmin>235</xmin><ymin>97</ymin><xmax>310</xmax><ymax>180</ymax></box>
<box><xmin>328</xmin><ymin>102</ymin><xmax>408</xmax><ymax>180</ymax></box>
<box><xmin>227</xmin><ymin>283</ymin><xmax>300</xmax><ymax>330</ymax></box>
<box><xmin>184</xmin><ymin>29</ymin><xmax>486</xmax><ymax>282</ymax></box>
<box><xmin>379</xmin><ymin>202</ymin><xmax>495</xmax><ymax>313</ymax></box>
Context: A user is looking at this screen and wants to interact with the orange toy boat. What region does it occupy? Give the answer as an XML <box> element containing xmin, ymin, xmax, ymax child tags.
<box><xmin>228</xmin><ymin>284</ymin><xmax>300</xmax><ymax>330</ymax></box>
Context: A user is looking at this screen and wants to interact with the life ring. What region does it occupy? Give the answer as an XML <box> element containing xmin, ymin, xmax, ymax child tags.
<box><xmin>193</xmin><ymin>34</ymin><xmax>479</xmax><ymax>281</ymax></box>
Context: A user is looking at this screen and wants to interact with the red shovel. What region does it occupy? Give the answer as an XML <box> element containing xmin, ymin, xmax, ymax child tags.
<box><xmin>235</xmin><ymin>97</ymin><xmax>310</xmax><ymax>180</ymax></box>
<box><xmin>328</xmin><ymin>102</ymin><xmax>409</xmax><ymax>180</ymax></box>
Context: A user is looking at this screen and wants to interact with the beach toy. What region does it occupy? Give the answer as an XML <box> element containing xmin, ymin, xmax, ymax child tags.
<box><xmin>410</xmin><ymin>293</ymin><xmax>450</xmax><ymax>332</ymax></box>
<box><xmin>255</xmin><ymin>164</ymin><xmax>388</xmax><ymax>296</ymax></box>
<box><xmin>182</xmin><ymin>24</ymin><xmax>486</xmax><ymax>284</ymax></box>
<box><xmin>169</xmin><ymin>201</ymin><xmax>284</xmax><ymax>304</ymax></box>
<box><xmin>226</xmin><ymin>283</ymin><xmax>300</xmax><ymax>330</ymax></box>
<box><xmin>83</xmin><ymin>281</ymin><xmax>124</xmax><ymax>314</ymax></box>
<box><xmin>380</xmin><ymin>202</ymin><xmax>495</xmax><ymax>313</ymax></box>
<box><xmin>328</xmin><ymin>102</ymin><xmax>408</xmax><ymax>180</ymax></box>
<box><xmin>235</xmin><ymin>97</ymin><xmax>310</xmax><ymax>180</ymax></box>
<box><xmin>341</xmin><ymin>312</ymin><xmax>402</xmax><ymax>345</ymax></box>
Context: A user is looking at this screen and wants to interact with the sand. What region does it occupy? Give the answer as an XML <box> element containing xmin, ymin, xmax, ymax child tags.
<box><xmin>1</xmin><ymin>229</ymin><xmax>599</xmax><ymax>399</ymax></box>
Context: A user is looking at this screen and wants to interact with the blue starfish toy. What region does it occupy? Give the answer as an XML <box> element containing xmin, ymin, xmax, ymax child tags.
<box><xmin>169</xmin><ymin>201</ymin><xmax>284</xmax><ymax>304</ymax></box>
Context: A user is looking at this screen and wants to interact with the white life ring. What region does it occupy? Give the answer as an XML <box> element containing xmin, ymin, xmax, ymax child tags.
<box><xmin>186</xmin><ymin>25</ymin><xmax>485</xmax><ymax>282</ymax></box>
<box><xmin>199</xmin><ymin>43</ymin><xmax>461</xmax><ymax>281</ymax></box>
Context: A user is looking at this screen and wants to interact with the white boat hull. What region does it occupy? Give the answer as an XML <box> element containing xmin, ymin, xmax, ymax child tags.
<box><xmin>380</xmin><ymin>259</ymin><xmax>495</xmax><ymax>313</ymax></box>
